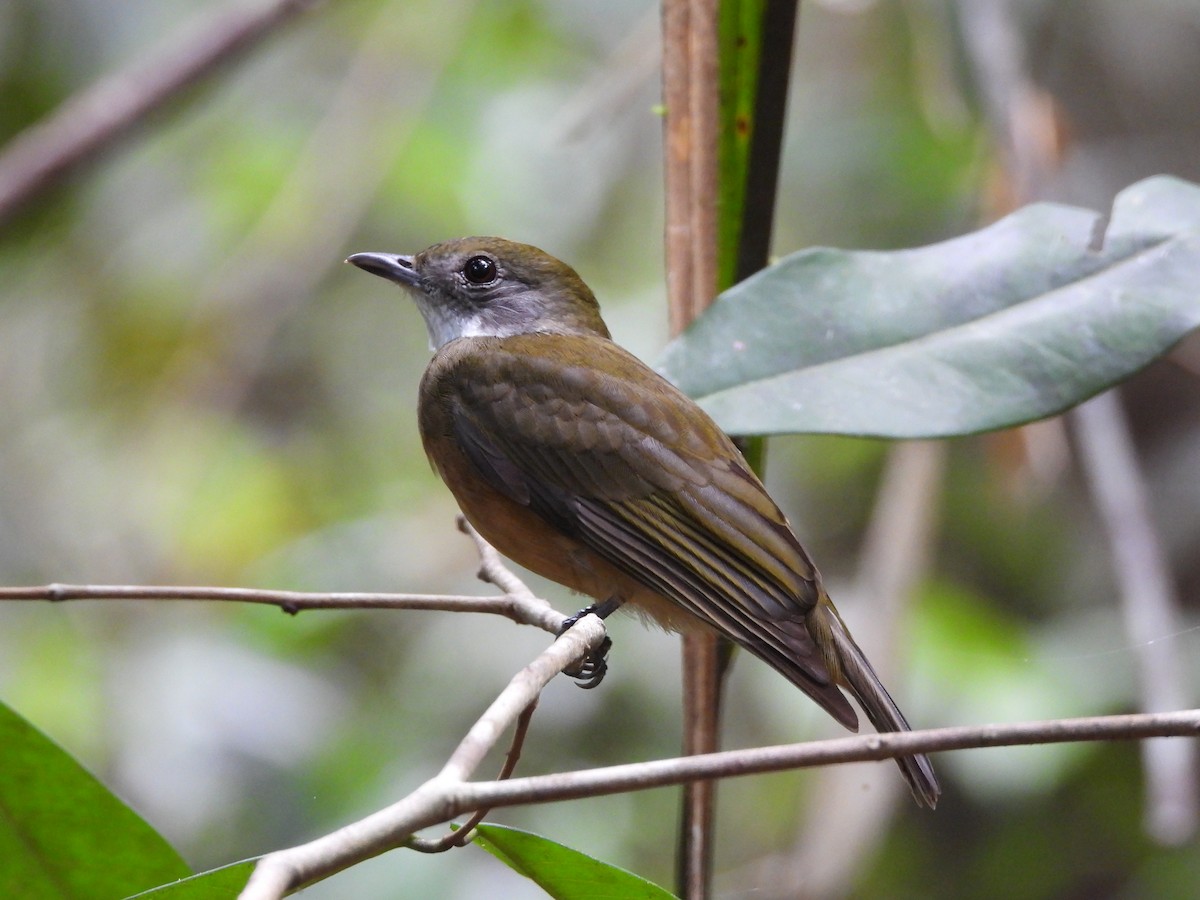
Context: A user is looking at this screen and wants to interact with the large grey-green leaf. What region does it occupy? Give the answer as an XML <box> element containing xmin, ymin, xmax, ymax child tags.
<box><xmin>656</xmin><ymin>176</ymin><xmax>1200</xmax><ymax>438</ymax></box>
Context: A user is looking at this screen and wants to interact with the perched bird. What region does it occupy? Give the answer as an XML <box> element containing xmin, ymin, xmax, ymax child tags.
<box><xmin>347</xmin><ymin>237</ymin><xmax>940</xmax><ymax>808</ymax></box>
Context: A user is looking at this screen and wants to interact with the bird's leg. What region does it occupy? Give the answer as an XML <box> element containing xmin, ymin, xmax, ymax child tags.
<box><xmin>559</xmin><ymin>596</ymin><xmax>622</xmax><ymax>689</ymax></box>
<box><xmin>560</xmin><ymin>595</ymin><xmax>623</xmax><ymax>630</ymax></box>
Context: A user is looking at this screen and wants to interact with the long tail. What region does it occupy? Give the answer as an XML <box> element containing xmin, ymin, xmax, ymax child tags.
<box><xmin>821</xmin><ymin>607</ymin><xmax>941</xmax><ymax>809</ymax></box>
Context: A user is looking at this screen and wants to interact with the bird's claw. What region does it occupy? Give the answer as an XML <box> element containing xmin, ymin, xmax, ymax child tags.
<box><xmin>563</xmin><ymin>635</ymin><xmax>612</xmax><ymax>688</ymax></box>
<box><xmin>558</xmin><ymin>602</ymin><xmax>617</xmax><ymax>689</ymax></box>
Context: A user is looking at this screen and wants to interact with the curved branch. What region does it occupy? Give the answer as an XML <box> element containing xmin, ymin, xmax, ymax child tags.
<box><xmin>241</xmin><ymin>706</ymin><xmax>1200</xmax><ymax>898</ymax></box>
<box><xmin>241</xmin><ymin>615</ymin><xmax>610</xmax><ymax>898</ymax></box>
<box><xmin>407</xmin><ymin>700</ymin><xmax>539</xmax><ymax>853</ymax></box>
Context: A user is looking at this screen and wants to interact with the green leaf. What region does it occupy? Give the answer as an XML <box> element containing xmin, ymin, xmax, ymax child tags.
<box><xmin>472</xmin><ymin>823</ymin><xmax>676</xmax><ymax>900</ymax></box>
<box><xmin>716</xmin><ymin>0</ymin><xmax>765</xmax><ymax>289</ymax></box>
<box><xmin>657</xmin><ymin>176</ymin><xmax>1200</xmax><ymax>438</ymax></box>
<box><xmin>715</xmin><ymin>0</ymin><xmax>797</xmax><ymax>291</ymax></box>
<box><xmin>125</xmin><ymin>860</ymin><xmax>257</xmax><ymax>899</ymax></box>
<box><xmin>0</xmin><ymin>700</ymin><xmax>191</xmax><ymax>899</ymax></box>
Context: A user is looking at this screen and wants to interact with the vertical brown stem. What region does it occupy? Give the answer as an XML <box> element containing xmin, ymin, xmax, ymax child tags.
<box><xmin>662</xmin><ymin>2</ymin><xmax>723</xmax><ymax>897</ymax></box>
<box><xmin>663</xmin><ymin>0</ymin><xmax>720</xmax><ymax>337</ymax></box>
<box><xmin>663</xmin><ymin>0</ymin><xmax>695</xmax><ymax>336</ymax></box>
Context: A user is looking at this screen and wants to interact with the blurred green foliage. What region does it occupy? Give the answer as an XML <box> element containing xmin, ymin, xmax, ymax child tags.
<box><xmin>1</xmin><ymin>1</ymin><xmax>1198</xmax><ymax>898</ymax></box>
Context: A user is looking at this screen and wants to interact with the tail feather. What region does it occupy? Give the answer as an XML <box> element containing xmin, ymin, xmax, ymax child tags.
<box><xmin>824</xmin><ymin>611</ymin><xmax>941</xmax><ymax>809</ymax></box>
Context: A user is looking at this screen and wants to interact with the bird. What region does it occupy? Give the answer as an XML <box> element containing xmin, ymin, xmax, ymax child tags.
<box><xmin>346</xmin><ymin>236</ymin><xmax>940</xmax><ymax>808</ymax></box>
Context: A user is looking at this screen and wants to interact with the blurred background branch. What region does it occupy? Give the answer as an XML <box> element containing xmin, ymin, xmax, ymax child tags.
<box><xmin>779</xmin><ymin>440</ymin><xmax>945</xmax><ymax>896</ymax></box>
<box><xmin>959</xmin><ymin>0</ymin><xmax>1197</xmax><ymax>847</ymax></box>
<box><xmin>1073</xmin><ymin>394</ymin><xmax>1197</xmax><ymax>844</ymax></box>
<box><xmin>0</xmin><ymin>0</ymin><xmax>320</xmax><ymax>227</ymax></box>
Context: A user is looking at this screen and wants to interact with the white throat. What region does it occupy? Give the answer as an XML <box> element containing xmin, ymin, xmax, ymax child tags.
<box><xmin>413</xmin><ymin>295</ymin><xmax>515</xmax><ymax>349</ymax></box>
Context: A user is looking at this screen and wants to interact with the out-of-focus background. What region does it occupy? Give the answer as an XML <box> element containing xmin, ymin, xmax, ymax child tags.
<box><xmin>1</xmin><ymin>0</ymin><xmax>1198</xmax><ymax>896</ymax></box>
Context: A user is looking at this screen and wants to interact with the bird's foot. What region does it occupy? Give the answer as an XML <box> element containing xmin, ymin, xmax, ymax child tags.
<box><xmin>562</xmin><ymin>635</ymin><xmax>612</xmax><ymax>689</ymax></box>
<box><xmin>559</xmin><ymin>597</ymin><xmax>621</xmax><ymax>689</ymax></box>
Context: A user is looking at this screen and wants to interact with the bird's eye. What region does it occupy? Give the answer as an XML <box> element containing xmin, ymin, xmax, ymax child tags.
<box><xmin>463</xmin><ymin>255</ymin><xmax>498</xmax><ymax>285</ymax></box>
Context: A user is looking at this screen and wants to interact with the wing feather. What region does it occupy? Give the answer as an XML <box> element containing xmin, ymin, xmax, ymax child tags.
<box><xmin>437</xmin><ymin>335</ymin><xmax>856</xmax><ymax>725</ymax></box>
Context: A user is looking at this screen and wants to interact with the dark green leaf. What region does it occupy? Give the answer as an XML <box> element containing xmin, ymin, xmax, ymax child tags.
<box><xmin>717</xmin><ymin>0</ymin><xmax>797</xmax><ymax>289</ymax></box>
<box><xmin>124</xmin><ymin>860</ymin><xmax>257</xmax><ymax>899</ymax></box>
<box><xmin>716</xmin><ymin>0</ymin><xmax>764</xmax><ymax>289</ymax></box>
<box><xmin>472</xmin><ymin>822</ymin><xmax>676</xmax><ymax>900</ymax></box>
<box><xmin>658</xmin><ymin>176</ymin><xmax>1200</xmax><ymax>438</ymax></box>
<box><xmin>0</xmin><ymin>701</ymin><xmax>190</xmax><ymax>899</ymax></box>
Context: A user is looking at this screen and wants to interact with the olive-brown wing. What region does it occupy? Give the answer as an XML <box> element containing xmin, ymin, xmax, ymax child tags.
<box><xmin>441</xmin><ymin>336</ymin><xmax>859</xmax><ymax>727</ymax></box>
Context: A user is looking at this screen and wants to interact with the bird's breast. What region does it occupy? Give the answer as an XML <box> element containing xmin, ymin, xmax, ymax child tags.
<box><xmin>415</xmin><ymin>337</ymin><xmax>706</xmax><ymax>633</ymax></box>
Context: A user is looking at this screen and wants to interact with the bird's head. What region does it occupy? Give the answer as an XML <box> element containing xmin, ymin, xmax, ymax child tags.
<box><xmin>347</xmin><ymin>237</ymin><xmax>611</xmax><ymax>349</ymax></box>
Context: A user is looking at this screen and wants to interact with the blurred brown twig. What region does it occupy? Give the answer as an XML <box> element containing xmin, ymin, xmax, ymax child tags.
<box><xmin>959</xmin><ymin>0</ymin><xmax>1197</xmax><ymax>845</ymax></box>
<box><xmin>0</xmin><ymin>519</ymin><xmax>565</xmax><ymax>634</ymax></box>
<box><xmin>0</xmin><ymin>0</ymin><xmax>321</xmax><ymax>227</ymax></box>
